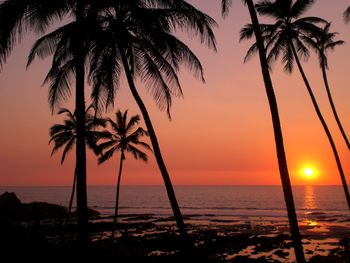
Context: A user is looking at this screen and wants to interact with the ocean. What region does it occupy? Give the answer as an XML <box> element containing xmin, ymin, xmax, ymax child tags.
<box><xmin>0</xmin><ymin>185</ymin><xmax>348</xmax><ymax>222</ymax></box>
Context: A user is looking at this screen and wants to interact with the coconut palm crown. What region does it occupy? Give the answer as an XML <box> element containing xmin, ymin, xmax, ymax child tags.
<box><xmin>302</xmin><ymin>23</ymin><xmax>350</xmax><ymax>150</ymax></box>
<box><xmin>98</xmin><ymin>110</ymin><xmax>151</xmax><ymax>238</ymax></box>
<box><xmin>240</xmin><ymin>0</ymin><xmax>350</xmax><ymax>212</ymax></box>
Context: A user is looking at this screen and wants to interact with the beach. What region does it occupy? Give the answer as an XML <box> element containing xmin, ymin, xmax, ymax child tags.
<box><xmin>1</xmin><ymin>186</ymin><xmax>350</xmax><ymax>262</ymax></box>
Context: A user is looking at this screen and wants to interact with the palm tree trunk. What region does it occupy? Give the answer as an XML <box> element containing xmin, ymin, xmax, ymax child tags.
<box><xmin>245</xmin><ymin>1</ymin><xmax>305</xmax><ymax>262</ymax></box>
<box><xmin>118</xmin><ymin>46</ymin><xmax>189</xmax><ymax>244</ymax></box>
<box><xmin>112</xmin><ymin>151</ymin><xmax>124</xmax><ymax>240</ymax></box>
<box><xmin>291</xmin><ymin>44</ymin><xmax>350</xmax><ymax>210</ymax></box>
<box><xmin>66</xmin><ymin>166</ymin><xmax>77</xmax><ymax>225</ymax></box>
<box><xmin>74</xmin><ymin>0</ymin><xmax>89</xmax><ymax>246</ymax></box>
<box><xmin>321</xmin><ymin>62</ymin><xmax>350</xmax><ymax>150</ymax></box>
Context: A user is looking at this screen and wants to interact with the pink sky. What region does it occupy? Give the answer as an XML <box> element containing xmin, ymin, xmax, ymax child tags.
<box><xmin>0</xmin><ymin>0</ymin><xmax>349</xmax><ymax>186</ymax></box>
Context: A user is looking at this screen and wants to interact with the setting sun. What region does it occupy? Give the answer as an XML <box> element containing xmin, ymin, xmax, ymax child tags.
<box><xmin>304</xmin><ymin>168</ymin><xmax>314</xmax><ymax>177</ymax></box>
<box><xmin>300</xmin><ymin>165</ymin><xmax>319</xmax><ymax>180</ymax></box>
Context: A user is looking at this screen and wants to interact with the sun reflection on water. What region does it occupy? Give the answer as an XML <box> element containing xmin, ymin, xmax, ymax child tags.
<box><xmin>303</xmin><ymin>186</ymin><xmax>316</xmax><ymax>210</ymax></box>
<box><xmin>303</xmin><ymin>186</ymin><xmax>319</xmax><ymax>227</ymax></box>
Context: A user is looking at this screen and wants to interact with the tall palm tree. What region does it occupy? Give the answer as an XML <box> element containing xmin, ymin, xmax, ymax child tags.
<box><xmin>240</xmin><ymin>0</ymin><xmax>350</xmax><ymax>211</ymax></box>
<box><xmin>88</xmin><ymin>0</ymin><xmax>217</xmax><ymax>242</ymax></box>
<box><xmin>49</xmin><ymin>105</ymin><xmax>107</xmax><ymax>222</ymax></box>
<box><xmin>0</xmin><ymin>0</ymin><xmax>93</xmax><ymax>245</ymax></box>
<box><xmin>303</xmin><ymin>23</ymin><xmax>350</xmax><ymax>150</ymax></box>
<box><xmin>98</xmin><ymin>110</ymin><xmax>151</xmax><ymax>239</ymax></box>
<box><xmin>221</xmin><ymin>1</ymin><xmax>305</xmax><ymax>262</ymax></box>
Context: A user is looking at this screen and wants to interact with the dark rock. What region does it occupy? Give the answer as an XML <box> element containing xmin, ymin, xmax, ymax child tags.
<box><xmin>88</xmin><ymin>208</ymin><xmax>100</xmax><ymax>218</ymax></box>
<box><xmin>0</xmin><ymin>192</ymin><xmax>67</xmax><ymax>221</ymax></box>
<box><xmin>0</xmin><ymin>192</ymin><xmax>23</xmax><ymax>220</ymax></box>
<box><xmin>0</xmin><ymin>192</ymin><xmax>21</xmax><ymax>208</ymax></box>
<box><xmin>22</xmin><ymin>202</ymin><xmax>67</xmax><ymax>220</ymax></box>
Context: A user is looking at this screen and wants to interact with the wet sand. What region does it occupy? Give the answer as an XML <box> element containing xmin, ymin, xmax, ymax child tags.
<box><xmin>80</xmin><ymin>213</ymin><xmax>350</xmax><ymax>262</ymax></box>
<box><xmin>1</xmin><ymin>212</ymin><xmax>350</xmax><ymax>262</ymax></box>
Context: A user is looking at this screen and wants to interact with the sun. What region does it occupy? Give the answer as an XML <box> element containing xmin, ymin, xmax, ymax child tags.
<box><xmin>300</xmin><ymin>165</ymin><xmax>319</xmax><ymax>180</ymax></box>
<box><xmin>304</xmin><ymin>168</ymin><xmax>314</xmax><ymax>177</ymax></box>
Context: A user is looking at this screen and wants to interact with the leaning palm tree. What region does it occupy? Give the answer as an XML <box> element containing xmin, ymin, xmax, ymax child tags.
<box><xmin>49</xmin><ymin>105</ymin><xmax>107</xmax><ymax>222</ymax></box>
<box><xmin>303</xmin><ymin>23</ymin><xmax>350</xmax><ymax>150</ymax></box>
<box><xmin>87</xmin><ymin>0</ymin><xmax>217</xmax><ymax>242</ymax></box>
<box><xmin>98</xmin><ymin>110</ymin><xmax>151</xmax><ymax>239</ymax></box>
<box><xmin>221</xmin><ymin>0</ymin><xmax>305</xmax><ymax>262</ymax></box>
<box><xmin>241</xmin><ymin>0</ymin><xmax>350</xmax><ymax>211</ymax></box>
<box><xmin>0</xmin><ymin>0</ymin><xmax>93</xmax><ymax>244</ymax></box>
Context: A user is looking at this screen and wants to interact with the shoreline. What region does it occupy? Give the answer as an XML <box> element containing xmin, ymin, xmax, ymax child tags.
<box><xmin>54</xmin><ymin>213</ymin><xmax>350</xmax><ymax>262</ymax></box>
<box><xmin>1</xmin><ymin>190</ymin><xmax>350</xmax><ymax>262</ymax></box>
<box><xmin>1</xmin><ymin>213</ymin><xmax>350</xmax><ymax>262</ymax></box>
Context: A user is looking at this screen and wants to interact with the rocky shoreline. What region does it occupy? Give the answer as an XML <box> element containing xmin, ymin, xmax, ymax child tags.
<box><xmin>1</xmin><ymin>192</ymin><xmax>350</xmax><ymax>262</ymax></box>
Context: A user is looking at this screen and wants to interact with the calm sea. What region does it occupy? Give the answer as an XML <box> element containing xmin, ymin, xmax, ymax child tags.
<box><xmin>0</xmin><ymin>186</ymin><xmax>348</xmax><ymax>221</ymax></box>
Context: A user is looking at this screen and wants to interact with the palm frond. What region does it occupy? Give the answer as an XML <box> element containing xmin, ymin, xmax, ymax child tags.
<box><xmin>282</xmin><ymin>44</ymin><xmax>295</xmax><ymax>73</ymax></box>
<box><xmin>0</xmin><ymin>0</ymin><xmax>69</xmax><ymax>70</ymax></box>
<box><xmin>344</xmin><ymin>6</ymin><xmax>350</xmax><ymax>23</ymax></box>
<box><xmin>45</xmin><ymin>60</ymin><xmax>75</xmax><ymax>113</ymax></box>
<box><xmin>290</xmin><ymin>0</ymin><xmax>315</xmax><ymax>18</ymax></box>
<box><xmin>60</xmin><ymin>137</ymin><xmax>75</xmax><ymax>164</ymax></box>
<box><xmin>27</xmin><ymin>22</ymin><xmax>75</xmax><ymax>67</ymax></box>
<box><xmin>221</xmin><ymin>0</ymin><xmax>232</xmax><ymax>18</ymax></box>
<box><xmin>126</xmin><ymin>144</ymin><xmax>148</xmax><ymax>162</ymax></box>
<box><xmin>98</xmin><ymin>146</ymin><xmax>118</xmax><ymax>164</ymax></box>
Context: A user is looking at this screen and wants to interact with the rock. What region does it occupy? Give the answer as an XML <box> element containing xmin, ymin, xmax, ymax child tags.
<box><xmin>88</xmin><ymin>208</ymin><xmax>100</xmax><ymax>218</ymax></box>
<box><xmin>0</xmin><ymin>192</ymin><xmax>23</xmax><ymax>220</ymax></box>
<box><xmin>0</xmin><ymin>192</ymin><xmax>100</xmax><ymax>221</ymax></box>
<box><xmin>0</xmin><ymin>192</ymin><xmax>67</xmax><ymax>221</ymax></box>
<box><xmin>22</xmin><ymin>202</ymin><xmax>67</xmax><ymax>220</ymax></box>
<box><xmin>0</xmin><ymin>192</ymin><xmax>21</xmax><ymax>209</ymax></box>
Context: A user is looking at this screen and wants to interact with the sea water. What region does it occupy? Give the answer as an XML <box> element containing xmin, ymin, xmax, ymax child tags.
<box><xmin>0</xmin><ymin>185</ymin><xmax>348</xmax><ymax>222</ymax></box>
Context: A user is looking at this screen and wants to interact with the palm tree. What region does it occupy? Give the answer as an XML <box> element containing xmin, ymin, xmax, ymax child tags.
<box><xmin>221</xmin><ymin>1</ymin><xmax>305</xmax><ymax>262</ymax></box>
<box><xmin>98</xmin><ymin>110</ymin><xmax>151</xmax><ymax>239</ymax></box>
<box><xmin>88</xmin><ymin>1</ymin><xmax>217</xmax><ymax>242</ymax></box>
<box><xmin>0</xmin><ymin>0</ymin><xmax>93</xmax><ymax>245</ymax></box>
<box><xmin>49</xmin><ymin>105</ymin><xmax>107</xmax><ymax>222</ymax></box>
<box><xmin>0</xmin><ymin>0</ymin><xmax>216</xmax><ymax>245</ymax></box>
<box><xmin>303</xmin><ymin>23</ymin><xmax>350</xmax><ymax>150</ymax></box>
<box><xmin>240</xmin><ymin>0</ymin><xmax>350</xmax><ymax>211</ymax></box>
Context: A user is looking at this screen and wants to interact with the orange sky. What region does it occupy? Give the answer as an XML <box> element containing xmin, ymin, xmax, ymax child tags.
<box><xmin>0</xmin><ymin>0</ymin><xmax>349</xmax><ymax>186</ymax></box>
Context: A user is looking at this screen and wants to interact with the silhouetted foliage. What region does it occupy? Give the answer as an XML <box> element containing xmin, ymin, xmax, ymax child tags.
<box><xmin>240</xmin><ymin>0</ymin><xmax>350</xmax><ymax>212</ymax></box>
<box><xmin>98</xmin><ymin>110</ymin><xmax>151</xmax><ymax>238</ymax></box>
<box><xmin>344</xmin><ymin>6</ymin><xmax>350</xmax><ymax>23</ymax></box>
<box><xmin>221</xmin><ymin>0</ymin><xmax>305</xmax><ymax>262</ymax></box>
<box><xmin>86</xmin><ymin>0</ymin><xmax>217</xmax><ymax>243</ymax></box>
<box><xmin>49</xmin><ymin>105</ymin><xmax>108</xmax><ymax>223</ymax></box>
<box><xmin>302</xmin><ymin>23</ymin><xmax>350</xmax><ymax>150</ymax></box>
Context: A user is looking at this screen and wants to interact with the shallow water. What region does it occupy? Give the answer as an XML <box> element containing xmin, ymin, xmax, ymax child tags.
<box><xmin>0</xmin><ymin>185</ymin><xmax>348</xmax><ymax>221</ymax></box>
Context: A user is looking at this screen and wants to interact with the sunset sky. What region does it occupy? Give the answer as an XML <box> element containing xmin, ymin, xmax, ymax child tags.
<box><xmin>0</xmin><ymin>0</ymin><xmax>349</xmax><ymax>186</ymax></box>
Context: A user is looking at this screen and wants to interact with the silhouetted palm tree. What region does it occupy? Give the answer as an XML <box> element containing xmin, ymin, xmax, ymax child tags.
<box><xmin>240</xmin><ymin>0</ymin><xmax>350</xmax><ymax>213</ymax></box>
<box><xmin>0</xmin><ymin>0</ymin><xmax>94</xmax><ymax>244</ymax></box>
<box><xmin>49</xmin><ymin>105</ymin><xmax>107</xmax><ymax>222</ymax></box>
<box><xmin>98</xmin><ymin>110</ymin><xmax>151</xmax><ymax>239</ymax></box>
<box><xmin>221</xmin><ymin>1</ymin><xmax>305</xmax><ymax>262</ymax></box>
<box><xmin>88</xmin><ymin>1</ymin><xmax>217</xmax><ymax>242</ymax></box>
<box><xmin>344</xmin><ymin>6</ymin><xmax>350</xmax><ymax>23</ymax></box>
<box><xmin>303</xmin><ymin>23</ymin><xmax>350</xmax><ymax>150</ymax></box>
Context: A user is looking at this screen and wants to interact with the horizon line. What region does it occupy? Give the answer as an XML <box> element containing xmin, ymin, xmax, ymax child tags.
<box><xmin>0</xmin><ymin>184</ymin><xmax>342</xmax><ymax>188</ymax></box>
